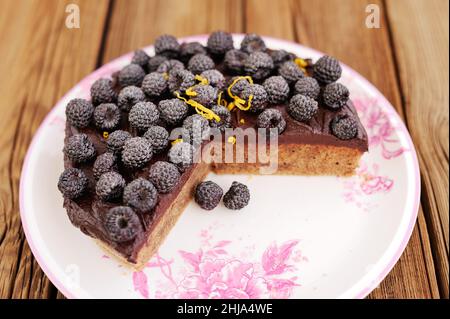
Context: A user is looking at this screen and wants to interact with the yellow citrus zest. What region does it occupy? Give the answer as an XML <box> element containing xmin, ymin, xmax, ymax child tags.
<box><xmin>194</xmin><ymin>74</ymin><xmax>209</xmax><ymax>85</ymax></box>
<box><xmin>294</xmin><ymin>58</ymin><xmax>308</xmax><ymax>73</ymax></box>
<box><xmin>171</xmin><ymin>138</ymin><xmax>183</xmax><ymax>145</ymax></box>
<box><xmin>103</xmin><ymin>132</ymin><xmax>109</xmax><ymax>139</ymax></box>
<box><xmin>226</xmin><ymin>76</ymin><xmax>254</xmax><ymax>111</ymax></box>
<box><xmin>185</xmin><ymin>87</ymin><xmax>197</xmax><ymax>97</ymax></box>
<box><xmin>217</xmin><ymin>91</ymin><xmax>228</xmax><ymax>108</ymax></box>
<box><xmin>239</xmin><ymin>118</ymin><xmax>245</xmax><ymax>124</ymax></box>
<box><xmin>174</xmin><ymin>91</ymin><xmax>220</xmax><ymax>122</ymax></box>
<box><xmin>227</xmin><ymin>136</ymin><xmax>236</xmax><ymax>144</ymax></box>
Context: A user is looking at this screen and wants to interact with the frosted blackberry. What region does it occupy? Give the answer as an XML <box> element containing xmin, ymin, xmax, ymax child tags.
<box><xmin>188</xmin><ymin>54</ymin><xmax>215</xmax><ymax>75</ymax></box>
<box><xmin>287</xmin><ymin>94</ymin><xmax>318</xmax><ymax>122</ymax></box>
<box><xmin>158</xmin><ymin>98</ymin><xmax>189</xmax><ymax>126</ymax></box>
<box><xmin>330</xmin><ymin>115</ymin><xmax>358</xmax><ymax>140</ymax></box>
<box><xmin>148</xmin><ymin>161</ymin><xmax>180</xmax><ymax>193</ymax></box>
<box><xmin>241</xmin><ymin>84</ymin><xmax>268</xmax><ymax>113</ymax></box>
<box><xmin>93</xmin><ymin>152</ymin><xmax>118</xmax><ymax>180</ymax></box>
<box><xmin>182</xmin><ymin>114</ymin><xmax>211</xmax><ymax>146</ymax></box>
<box><xmin>64</xmin><ymin>133</ymin><xmax>96</xmax><ymax>163</ymax></box>
<box><xmin>117</xmin><ymin>86</ymin><xmax>146</xmax><ymax>111</ymax></box>
<box><xmin>263</xmin><ymin>76</ymin><xmax>290</xmax><ymax>104</ymax></box>
<box><xmin>148</xmin><ymin>55</ymin><xmax>168</xmax><ymax>72</ymax></box>
<box><xmin>168</xmin><ymin>69</ymin><xmax>195</xmax><ymax>94</ymax></box>
<box><xmin>224</xmin><ymin>49</ymin><xmax>248</xmax><ymax>74</ymax></box>
<box><xmin>94</xmin><ymin>103</ymin><xmax>121</xmax><ymax>131</ymax></box>
<box><xmin>195</xmin><ymin>181</ymin><xmax>223</xmax><ymax>210</ymax></box>
<box><xmin>244</xmin><ymin>51</ymin><xmax>274</xmax><ymax>80</ymax></box>
<box><xmin>122</xmin><ymin>137</ymin><xmax>153</xmax><ymax>169</ymax></box>
<box><xmin>66</xmin><ymin>98</ymin><xmax>94</xmax><ymax>128</ymax></box>
<box><xmin>168</xmin><ymin>142</ymin><xmax>195</xmax><ymax>171</ymax></box>
<box><xmin>207</xmin><ymin>31</ymin><xmax>234</xmax><ymax>56</ymax></box>
<box><xmin>129</xmin><ymin>101</ymin><xmax>160</xmax><ymax>132</ymax></box>
<box><xmin>278</xmin><ymin>61</ymin><xmax>304</xmax><ymax>84</ymax></box>
<box><xmin>191</xmin><ymin>84</ymin><xmax>218</xmax><ymax>107</ymax></box>
<box><xmin>179</xmin><ymin>42</ymin><xmax>207</xmax><ymax>62</ymax></box>
<box><xmin>200</xmin><ymin>69</ymin><xmax>226</xmax><ymax>90</ymax></box>
<box><xmin>156</xmin><ymin>59</ymin><xmax>185</xmax><ymax>74</ymax></box>
<box><xmin>229</xmin><ymin>76</ymin><xmax>251</xmax><ymax>96</ymax></box>
<box><xmin>96</xmin><ymin>171</ymin><xmax>125</xmax><ymax>201</ymax></box>
<box><xmin>240</xmin><ymin>33</ymin><xmax>266</xmax><ymax>54</ymax></box>
<box><xmin>322</xmin><ymin>82</ymin><xmax>349</xmax><ymax>110</ymax></box>
<box><xmin>256</xmin><ymin>108</ymin><xmax>286</xmax><ymax>134</ymax></box>
<box><xmin>209</xmin><ymin>105</ymin><xmax>231</xmax><ymax>132</ymax></box>
<box><xmin>104</xmin><ymin>206</ymin><xmax>142</xmax><ymax>242</ymax></box>
<box><xmin>223</xmin><ymin>181</ymin><xmax>250</xmax><ymax>210</ymax></box>
<box><xmin>313</xmin><ymin>55</ymin><xmax>342</xmax><ymax>84</ymax></box>
<box><xmin>106</xmin><ymin>130</ymin><xmax>131</xmax><ymax>154</ymax></box>
<box><xmin>270</xmin><ymin>49</ymin><xmax>296</xmax><ymax>67</ymax></box>
<box><xmin>294</xmin><ymin>77</ymin><xmax>320</xmax><ymax>100</ymax></box>
<box><xmin>143</xmin><ymin>125</ymin><xmax>169</xmax><ymax>153</ymax></box>
<box><xmin>123</xmin><ymin>178</ymin><xmax>158</xmax><ymax>213</ymax></box>
<box><xmin>154</xmin><ymin>34</ymin><xmax>180</xmax><ymax>58</ymax></box>
<box><xmin>58</xmin><ymin>168</ymin><xmax>88</xmax><ymax>199</ymax></box>
<box><xmin>131</xmin><ymin>49</ymin><xmax>150</xmax><ymax>69</ymax></box>
<box><xmin>118</xmin><ymin>64</ymin><xmax>146</xmax><ymax>87</ymax></box>
<box><xmin>91</xmin><ymin>78</ymin><xmax>116</xmax><ymax>105</ymax></box>
<box><xmin>142</xmin><ymin>72</ymin><xmax>168</xmax><ymax>97</ymax></box>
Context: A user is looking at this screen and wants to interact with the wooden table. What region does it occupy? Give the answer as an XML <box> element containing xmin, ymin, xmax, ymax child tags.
<box><xmin>0</xmin><ymin>0</ymin><xmax>448</xmax><ymax>299</ymax></box>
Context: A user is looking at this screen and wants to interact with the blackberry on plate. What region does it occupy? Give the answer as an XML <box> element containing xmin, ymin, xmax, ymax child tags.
<box><xmin>156</xmin><ymin>59</ymin><xmax>185</xmax><ymax>74</ymax></box>
<box><xmin>241</xmin><ymin>84</ymin><xmax>268</xmax><ymax>112</ymax></box>
<box><xmin>148</xmin><ymin>161</ymin><xmax>181</xmax><ymax>193</ymax></box>
<box><xmin>313</xmin><ymin>55</ymin><xmax>342</xmax><ymax>84</ymax></box>
<box><xmin>223</xmin><ymin>181</ymin><xmax>250</xmax><ymax>210</ymax></box>
<box><xmin>129</xmin><ymin>101</ymin><xmax>160</xmax><ymax>132</ymax></box>
<box><xmin>143</xmin><ymin>125</ymin><xmax>169</xmax><ymax>153</ymax></box>
<box><xmin>263</xmin><ymin>76</ymin><xmax>290</xmax><ymax>104</ymax></box>
<box><xmin>64</xmin><ymin>133</ymin><xmax>96</xmax><ymax>163</ymax></box>
<box><xmin>188</xmin><ymin>54</ymin><xmax>215</xmax><ymax>75</ymax></box>
<box><xmin>154</xmin><ymin>34</ymin><xmax>180</xmax><ymax>58</ymax></box>
<box><xmin>117</xmin><ymin>86</ymin><xmax>146</xmax><ymax>111</ymax></box>
<box><xmin>93</xmin><ymin>152</ymin><xmax>118</xmax><ymax>180</ymax></box>
<box><xmin>118</xmin><ymin>64</ymin><xmax>146</xmax><ymax>87</ymax></box>
<box><xmin>195</xmin><ymin>181</ymin><xmax>223</xmax><ymax>210</ymax></box>
<box><xmin>168</xmin><ymin>141</ymin><xmax>195</xmax><ymax>171</ymax></box>
<box><xmin>168</xmin><ymin>69</ymin><xmax>195</xmax><ymax>94</ymax></box>
<box><xmin>191</xmin><ymin>84</ymin><xmax>218</xmax><ymax>107</ymax></box>
<box><xmin>123</xmin><ymin>178</ymin><xmax>158</xmax><ymax>213</ymax></box>
<box><xmin>330</xmin><ymin>114</ymin><xmax>358</xmax><ymax>140</ymax></box>
<box><xmin>207</xmin><ymin>31</ymin><xmax>234</xmax><ymax>56</ymax></box>
<box><xmin>224</xmin><ymin>49</ymin><xmax>248</xmax><ymax>74</ymax></box>
<box><xmin>58</xmin><ymin>167</ymin><xmax>88</xmax><ymax>199</ymax></box>
<box><xmin>179</xmin><ymin>42</ymin><xmax>207</xmax><ymax>62</ymax></box>
<box><xmin>200</xmin><ymin>69</ymin><xmax>226</xmax><ymax>90</ymax></box>
<box><xmin>294</xmin><ymin>77</ymin><xmax>320</xmax><ymax>100</ymax></box>
<box><xmin>278</xmin><ymin>61</ymin><xmax>304</xmax><ymax>84</ymax></box>
<box><xmin>121</xmin><ymin>137</ymin><xmax>153</xmax><ymax>169</ymax></box>
<box><xmin>131</xmin><ymin>49</ymin><xmax>150</xmax><ymax>69</ymax></box>
<box><xmin>270</xmin><ymin>49</ymin><xmax>296</xmax><ymax>67</ymax></box>
<box><xmin>287</xmin><ymin>94</ymin><xmax>318</xmax><ymax>122</ymax></box>
<box><xmin>106</xmin><ymin>130</ymin><xmax>132</xmax><ymax>154</ymax></box>
<box><xmin>244</xmin><ymin>51</ymin><xmax>274</xmax><ymax>81</ymax></box>
<box><xmin>94</xmin><ymin>103</ymin><xmax>121</xmax><ymax>131</ymax></box>
<box><xmin>322</xmin><ymin>82</ymin><xmax>349</xmax><ymax>110</ymax></box>
<box><xmin>96</xmin><ymin>171</ymin><xmax>125</xmax><ymax>201</ymax></box>
<box><xmin>148</xmin><ymin>55</ymin><xmax>168</xmax><ymax>72</ymax></box>
<box><xmin>66</xmin><ymin>98</ymin><xmax>94</xmax><ymax>128</ymax></box>
<box><xmin>182</xmin><ymin>114</ymin><xmax>211</xmax><ymax>145</ymax></box>
<box><xmin>104</xmin><ymin>206</ymin><xmax>142</xmax><ymax>242</ymax></box>
<box><xmin>209</xmin><ymin>105</ymin><xmax>231</xmax><ymax>132</ymax></box>
<box><xmin>240</xmin><ymin>33</ymin><xmax>266</xmax><ymax>54</ymax></box>
<box><xmin>142</xmin><ymin>72</ymin><xmax>168</xmax><ymax>97</ymax></box>
<box><xmin>158</xmin><ymin>98</ymin><xmax>189</xmax><ymax>126</ymax></box>
<box><xmin>256</xmin><ymin>108</ymin><xmax>286</xmax><ymax>134</ymax></box>
<box><xmin>91</xmin><ymin>78</ymin><xmax>116</xmax><ymax>105</ymax></box>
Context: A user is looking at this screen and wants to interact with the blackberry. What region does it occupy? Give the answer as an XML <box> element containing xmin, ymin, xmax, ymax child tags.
<box><xmin>64</xmin><ymin>133</ymin><xmax>96</xmax><ymax>163</ymax></box>
<box><xmin>156</xmin><ymin>59</ymin><xmax>185</xmax><ymax>74</ymax></box>
<box><xmin>294</xmin><ymin>77</ymin><xmax>320</xmax><ymax>100</ymax></box>
<box><xmin>188</xmin><ymin>54</ymin><xmax>215</xmax><ymax>75</ymax></box>
<box><xmin>191</xmin><ymin>84</ymin><xmax>218</xmax><ymax>107</ymax></box>
<box><xmin>143</xmin><ymin>125</ymin><xmax>169</xmax><ymax>153</ymax></box>
<box><xmin>129</xmin><ymin>101</ymin><xmax>160</xmax><ymax>132</ymax></box>
<box><xmin>154</xmin><ymin>34</ymin><xmax>180</xmax><ymax>58</ymax></box>
<box><xmin>106</xmin><ymin>130</ymin><xmax>132</xmax><ymax>154</ymax></box>
<box><xmin>207</xmin><ymin>31</ymin><xmax>234</xmax><ymax>56</ymax></box>
<box><xmin>148</xmin><ymin>161</ymin><xmax>180</xmax><ymax>193</ymax></box>
<box><xmin>58</xmin><ymin>168</ymin><xmax>88</xmax><ymax>199</ymax></box>
<box><xmin>278</xmin><ymin>61</ymin><xmax>304</xmax><ymax>84</ymax></box>
<box><xmin>91</xmin><ymin>78</ymin><xmax>116</xmax><ymax>105</ymax></box>
<box><xmin>168</xmin><ymin>141</ymin><xmax>195</xmax><ymax>171</ymax></box>
<box><xmin>313</xmin><ymin>55</ymin><xmax>342</xmax><ymax>84</ymax></box>
<box><xmin>256</xmin><ymin>108</ymin><xmax>286</xmax><ymax>134</ymax></box>
<box><xmin>93</xmin><ymin>152</ymin><xmax>118</xmax><ymax>180</ymax></box>
<box><xmin>270</xmin><ymin>49</ymin><xmax>296</xmax><ymax>67</ymax></box>
<box><xmin>168</xmin><ymin>69</ymin><xmax>195</xmax><ymax>94</ymax></box>
<box><xmin>131</xmin><ymin>50</ymin><xmax>150</xmax><ymax>69</ymax></box>
<box><xmin>66</xmin><ymin>98</ymin><xmax>94</xmax><ymax>128</ymax></box>
<box><xmin>322</xmin><ymin>82</ymin><xmax>349</xmax><ymax>110</ymax></box>
<box><xmin>209</xmin><ymin>105</ymin><xmax>231</xmax><ymax>132</ymax></box>
<box><xmin>94</xmin><ymin>103</ymin><xmax>121</xmax><ymax>131</ymax></box>
<box><xmin>330</xmin><ymin>115</ymin><xmax>358</xmax><ymax>140</ymax></box>
<box><xmin>123</xmin><ymin>178</ymin><xmax>158</xmax><ymax>213</ymax></box>
<box><xmin>200</xmin><ymin>69</ymin><xmax>226</xmax><ymax>90</ymax></box>
<box><xmin>182</xmin><ymin>114</ymin><xmax>211</xmax><ymax>146</ymax></box>
<box><xmin>158</xmin><ymin>98</ymin><xmax>189</xmax><ymax>126</ymax></box>
<box><xmin>104</xmin><ymin>206</ymin><xmax>142</xmax><ymax>242</ymax></box>
<box><xmin>179</xmin><ymin>42</ymin><xmax>207</xmax><ymax>62</ymax></box>
<box><xmin>223</xmin><ymin>181</ymin><xmax>250</xmax><ymax>210</ymax></box>
<box><xmin>195</xmin><ymin>181</ymin><xmax>223</xmax><ymax>210</ymax></box>
<box><xmin>96</xmin><ymin>171</ymin><xmax>125</xmax><ymax>201</ymax></box>
<box><xmin>118</xmin><ymin>64</ymin><xmax>146</xmax><ymax>87</ymax></box>
<box><xmin>287</xmin><ymin>94</ymin><xmax>318</xmax><ymax>122</ymax></box>
<box><xmin>240</xmin><ymin>33</ymin><xmax>266</xmax><ymax>54</ymax></box>
<box><xmin>241</xmin><ymin>84</ymin><xmax>268</xmax><ymax>113</ymax></box>
<box><xmin>148</xmin><ymin>55</ymin><xmax>168</xmax><ymax>72</ymax></box>
<box><xmin>122</xmin><ymin>137</ymin><xmax>153</xmax><ymax>169</ymax></box>
<box><xmin>117</xmin><ymin>86</ymin><xmax>146</xmax><ymax>111</ymax></box>
<box><xmin>244</xmin><ymin>51</ymin><xmax>274</xmax><ymax>80</ymax></box>
<box><xmin>263</xmin><ymin>76</ymin><xmax>290</xmax><ymax>104</ymax></box>
<box><xmin>224</xmin><ymin>49</ymin><xmax>248</xmax><ymax>74</ymax></box>
<box><xmin>142</xmin><ymin>72</ymin><xmax>168</xmax><ymax>97</ymax></box>
<box><xmin>229</xmin><ymin>76</ymin><xmax>251</xmax><ymax>96</ymax></box>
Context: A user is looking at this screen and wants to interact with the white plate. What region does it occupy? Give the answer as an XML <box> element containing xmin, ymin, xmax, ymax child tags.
<box><xmin>20</xmin><ymin>35</ymin><xmax>420</xmax><ymax>299</ymax></box>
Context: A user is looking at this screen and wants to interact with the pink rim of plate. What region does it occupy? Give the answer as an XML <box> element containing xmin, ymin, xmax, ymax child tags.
<box><xmin>19</xmin><ymin>34</ymin><xmax>420</xmax><ymax>299</ymax></box>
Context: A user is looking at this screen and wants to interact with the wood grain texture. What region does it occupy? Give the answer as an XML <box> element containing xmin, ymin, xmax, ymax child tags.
<box><xmin>385</xmin><ymin>0</ymin><xmax>449</xmax><ymax>298</ymax></box>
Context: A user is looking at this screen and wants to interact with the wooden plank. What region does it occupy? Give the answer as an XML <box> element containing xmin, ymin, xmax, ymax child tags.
<box><xmin>385</xmin><ymin>0</ymin><xmax>449</xmax><ymax>298</ymax></box>
<box><xmin>0</xmin><ymin>0</ymin><xmax>109</xmax><ymax>298</ymax></box>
